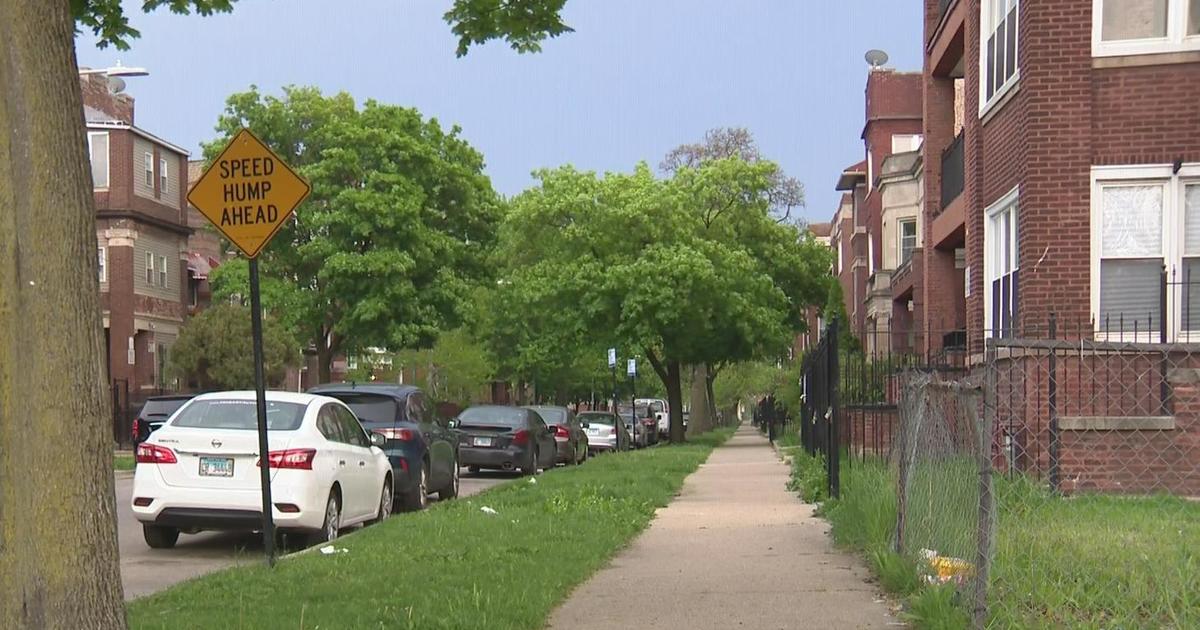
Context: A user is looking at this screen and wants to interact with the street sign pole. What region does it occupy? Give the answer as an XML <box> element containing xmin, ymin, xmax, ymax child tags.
<box><xmin>249</xmin><ymin>258</ymin><xmax>276</xmax><ymax>567</ymax></box>
<box><xmin>628</xmin><ymin>359</ymin><xmax>637</xmax><ymax>448</ymax></box>
<box><xmin>187</xmin><ymin>128</ymin><xmax>310</xmax><ymax>569</ymax></box>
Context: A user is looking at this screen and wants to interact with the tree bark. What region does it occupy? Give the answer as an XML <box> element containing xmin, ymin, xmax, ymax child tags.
<box><xmin>706</xmin><ymin>366</ymin><xmax>719</xmax><ymax>426</ymax></box>
<box><xmin>687</xmin><ymin>363</ymin><xmax>711</xmax><ymax>437</ymax></box>
<box><xmin>0</xmin><ymin>1</ymin><xmax>127</xmax><ymax>627</ymax></box>
<box><xmin>666</xmin><ymin>360</ymin><xmax>685</xmax><ymax>443</ymax></box>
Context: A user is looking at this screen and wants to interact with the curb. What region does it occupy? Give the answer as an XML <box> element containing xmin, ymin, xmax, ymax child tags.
<box><xmin>115</xmin><ymin>470</ymin><xmax>135</xmax><ymax>480</ymax></box>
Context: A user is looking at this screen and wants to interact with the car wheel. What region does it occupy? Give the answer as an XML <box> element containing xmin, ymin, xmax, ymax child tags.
<box><xmin>309</xmin><ymin>490</ymin><xmax>341</xmax><ymax>546</ymax></box>
<box><xmin>143</xmin><ymin>524</ymin><xmax>179</xmax><ymax>549</ymax></box>
<box><xmin>439</xmin><ymin>460</ymin><xmax>460</xmax><ymax>501</ymax></box>
<box><xmin>521</xmin><ymin>448</ymin><xmax>538</xmax><ymax>476</ymax></box>
<box><xmin>368</xmin><ymin>479</ymin><xmax>393</xmax><ymax>525</ymax></box>
<box><xmin>402</xmin><ymin>461</ymin><xmax>430</xmax><ymax>511</ymax></box>
<box><xmin>568</xmin><ymin>442</ymin><xmax>579</xmax><ymax>466</ymax></box>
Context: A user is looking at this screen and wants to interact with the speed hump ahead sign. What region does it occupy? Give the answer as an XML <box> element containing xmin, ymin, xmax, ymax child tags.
<box><xmin>187</xmin><ymin>128</ymin><xmax>310</xmax><ymax>258</ymax></box>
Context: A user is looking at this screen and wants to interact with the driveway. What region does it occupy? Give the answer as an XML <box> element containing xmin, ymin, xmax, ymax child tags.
<box><xmin>116</xmin><ymin>469</ymin><xmax>513</xmax><ymax>600</ymax></box>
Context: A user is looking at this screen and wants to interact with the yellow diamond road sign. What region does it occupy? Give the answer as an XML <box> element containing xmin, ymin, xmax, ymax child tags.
<box><xmin>187</xmin><ymin>128</ymin><xmax>310</xmax><ymax>258</ymax></box>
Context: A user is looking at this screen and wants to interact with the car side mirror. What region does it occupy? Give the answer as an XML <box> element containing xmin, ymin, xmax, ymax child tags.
<box><xmin>446</xmin><ymin>418</ymin><xmax>459</xmax><ymax>429</ymax></box>
<box><xmin>581</xmin><ymin>422</ymin><xmax>590</xmax><ymax>429</ymax></box>
<box><xmin>370</xmin><ymin>432</ymin><xmax>386</xmax><ymax>448</ymax></box>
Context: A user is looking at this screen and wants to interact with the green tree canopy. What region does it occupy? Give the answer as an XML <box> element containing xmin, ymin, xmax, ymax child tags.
<box><xmin>168</xmin><ymin>304</ymin><xmax>299</xmax><ymax>391</ymax></box>
<box><xmin>205</xmin><ymin>86</ymin><xmax>501</xmax><ymax>382</ymax></box>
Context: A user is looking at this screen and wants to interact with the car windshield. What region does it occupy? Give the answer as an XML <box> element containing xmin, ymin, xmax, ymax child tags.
<box><xmin>321</xmin><ymin>393</ymin><xmax>398</xmax><ymax>424</ymax></box>
<box><xmin>170</xmin><ymin>399</ymin><xmax>306</xmax><ymax>431</ymax></box>
<box><xmin>142</xmin><ymin>398</ymin><xmax>189</xmax><ymax>418</ymax></box>
<box><xmin>459</xmin><ymin>407</ymin><xmax>525</xmax><ymax>427</ymax></box>
<box><xmin>528</xmin><ymin>407</ymin><xmax>566</xmax><ymax>424</ymax></box>
<box><xmin>579</xmin><ymin>413</ymin><xmax>616</xmax><ymax>426</ymax></box>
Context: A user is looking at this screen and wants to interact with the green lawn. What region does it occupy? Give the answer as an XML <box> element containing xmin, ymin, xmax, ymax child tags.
<box><xmin>796</xmin><ymin>455</ymin><xmax>1200</xmax><ymax>629</ymax></box>
<box><xmin>128</xmin><ymin>429</ymin><xmax>733</xmax><ymax>630</ymax></box>
<box><xmin>114</xmin><ymin>454</ymin><xmax>136</xmax><ymax>471</ymax></box>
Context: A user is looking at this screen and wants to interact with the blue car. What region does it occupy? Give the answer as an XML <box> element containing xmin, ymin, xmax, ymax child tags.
<box><xmin>307</xmin><ymin>383</ymin><xmax>459</xmax><ymax>511</ymax></box>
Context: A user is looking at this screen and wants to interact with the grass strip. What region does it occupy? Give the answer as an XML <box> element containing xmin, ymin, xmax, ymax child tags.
<box><xmin>790</xmin><ymin>453</ymin><xmax>1200</xmax><ymax>629</ymax></box>
<box><xmin>115</xmin><ymin>455</ymin><xmax>136</xmax><ymax>471</ymax></box>
<box><xmin>128</xmin><ymin>428</ymin><xmax>734</xmax><ymax>630</ymax></box>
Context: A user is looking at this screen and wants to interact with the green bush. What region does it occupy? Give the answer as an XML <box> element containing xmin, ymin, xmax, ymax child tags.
<box><xmin>785</xmin><ymin>449</ymin><xmax>828</xmax><ymax>503</ymax></box>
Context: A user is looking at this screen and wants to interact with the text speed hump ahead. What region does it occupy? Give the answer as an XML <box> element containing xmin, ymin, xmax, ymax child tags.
<box><xmin>187</xmin><ymin>128</ymin><xmax>311</xmax><ymax>258</ymax></box>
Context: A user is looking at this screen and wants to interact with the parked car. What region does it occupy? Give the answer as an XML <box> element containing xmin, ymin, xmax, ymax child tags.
<box><xmin>617</xmin><ymin>406</ymin><xmax>649</xmax><ymax>448</ymax></box>
<box><xmin>130</xmin><ymin>391</ymin><xmax>393</xmax><ymax>549</ymax></box>
<box><xmin>131</xmin><ymin>394</ymin><xmax>195</xmax><ymax>447</ymax></box>
<box><xmin>639</xmin><ymin>398</ymin><xmax>671</xmax><ymax>438</ymax></box>
<box><xmin>524</xmin><ymin>405</ymin><xmax>589</xmax><ymax>465</ymax></box>
<box><xmin>579</xmin><ymin>411</ymin><xmax>631</xmax><ymax>453</ymax></box>
<box><xmin>308</xmin><ymin>383</ymin><xmax>458</xmax><ymax>511</ymax></box>
<box><xmin>457</xmin><ymin>406</ymin><xmax>557</xmax><ymax>475</ymax></box>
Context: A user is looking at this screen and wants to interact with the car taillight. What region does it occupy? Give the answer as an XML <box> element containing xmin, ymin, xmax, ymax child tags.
<box><xmin>512</xmin><ymin>429</ymin><xmax>530</xmax><ymax>445</ymax></box>
<box><xmin>554</xmin><ymin>425</ymin><xmax>570</xmax><ymax>439</ymax></box>
<box><xmin>131</xmin><ymin>418</ymin><xmax>140</xmax><ymax>441</ymax></box>
<box><xmin>257</xmin><ymin>448</ymin><xmax>316</xmax><ymax>470</ymax></box>
<box><xmin>135</xmin><ymin>443</ymin><xmax>177</xmax><ymax>464</ymax></box>
<box><xmin>378</xmin><ymin>428</ymin><xmax>415</xmax><ymax>441</ymax></box>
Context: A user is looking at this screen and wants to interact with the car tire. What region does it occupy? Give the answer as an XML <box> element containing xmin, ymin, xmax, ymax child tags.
<box><xmin>401</xmin><ymin>461</ymin><xmax>430</xmax><ymax>511</ymax></box>
<box><xmin>143</xmin><ymin>524</ymin><xmax>179</xmax><ymax>549</ymax></box>
<box><xmin>308</xmin><ymin>490</ymin><xmax>341</xmax><ymax>546</ymax></box>
<box><xmin>438</xmin><ymin>460</ymin><xmax>460</xmax><ymax>501</ymax></box>
<box><xmin>568</xmin><ymin>442</ymin><xmax>579</xmax><ymax>466</ymax></box>
<box><xmin>521</xmin><ymin>449</ymin><xmax>538</xmax><ymax>476</ymax></box>
<box><xmin>367</xmin><ymin>479</ymin><xmax>393</xmax><ymax>525</ymax></box>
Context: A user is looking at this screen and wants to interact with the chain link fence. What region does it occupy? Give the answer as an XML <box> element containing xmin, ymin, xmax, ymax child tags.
<box><xmin>824</xmin><ymin>314</ymin><xmax>1200</xmax><ymax>628</ymax></box>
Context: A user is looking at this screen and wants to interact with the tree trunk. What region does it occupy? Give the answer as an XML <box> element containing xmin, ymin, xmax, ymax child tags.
<box><xmin>317</xmin><ymin>343</ymin><xmax>333</xmax><ymax>384</ymax></box>
<box><xmin>0</xmin><ymin>2</ymin><xmax>127</xmax><ymax>627</ymax></box>
<box><xmin>687</xmin><ymin>364</ymin><xmax>711</xmax><ymax>437</ymax></box>
<box><xmin>706</xmin><ymin>367</ymin><xmax>719</xmax><ymax>426</ymax></box>
<box><xmin>666</xmin><ymin>360</ymin><xmax>685</xmax><ymax>443</ymax></box>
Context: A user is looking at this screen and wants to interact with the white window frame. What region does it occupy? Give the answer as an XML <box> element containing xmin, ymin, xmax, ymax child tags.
<box><xmin>891</xmin><ymin>134</ymin><xmax>924</xmax><ymax>154</ymax></box>
<box><xmin>979</xmin><ymin>0</ymin><xmax>1021</xmax><ymax>118</ymax></box>
<box><xmin>868</xmin><ymin>234</ymin><xmax>875</xmax><ymax>275</ymax></box>
<box><xmin>1092</xmin><ymin>0</ymin><xmax>1200</xmax><ymax>57</ymax></box>
<box><xmin>87</xmin><ymin>132</ymin><xmax>109</xmax><ymax>189</ymax></box>
<box><xmin>159</xmin><ymin>157</ymin><xmax>168</xmax><ymax>191</ymax></box>
<box><xmin>98</xmin><ymin>247</ymin><xmax>107</xmax><ymax>283</ymax></box>
<box><xmin>145</xmin><ymin>252</ymin><xmax>155</xmax><ymax>286</ymax></box>
<box><xmin>144</xmin><ymin>152</ymin><xmax>154</xmax><ymax>188</ymax></box>
<box><xmin>898</xmin><ymin>218</ymin><xmax>918</xmax><ymax>266</ymax></box>
<box><xmin>158</xmin><ymin>255</ymin><xmax>168</xmax><ymax>288</ymax></box>
<box><xmin>867</xmin><ymin>148</ymin><xmax>874</xmax><ymax>191</ymax></box>
<box><xmin>983</xmin><ymin>186</ymin><xmax>1020</xmax><ymax>337</ymax></box>
<box><xmin>1090</xmin><ymin>163</ymin><xmax>1200</xmax><ymax>340</ymax></box>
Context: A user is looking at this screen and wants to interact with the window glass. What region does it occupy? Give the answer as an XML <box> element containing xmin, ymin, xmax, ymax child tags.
<box><xmin>171</xmin><ymin>399</ymin><xmax>306</xmax><ymax>431</ymax></box>
<box><xmin>159</xmin><ymin>255</ymin><xmax>168</xmax><ymax>288</ymax></box>
<box><xmin>317</xmin><ymin>405</ymin><xmax>345</xmax><ymax>442</ymax></box>
<box><xmin>98</xmin><ymin>247</ymin><xmax>106</xmax><ymax>282</ymax></box>
<box><xmin>144</xmin><ymin>152</ymin><xmax>154</xmax><ymax>187</ymax></box>
<box><xmin>900</xmin><ymin>219</ymin><xmax>918</xmax><ymax>264</ymax></box>
<box><xmin>145</xmin><ymin>252</ymin><xmax>154</xmax><ymax>285</ymax></box>
<box><xmin>1101</xmin><ymin>185</ymin><xmax>1163</xmax><ymax>257</ymax></box>
<box><xmin>1100</xmin><ymin>259</ymin><xmax>1163</xmax><ymax>330</ymax></box>
<box><xmin>458</xmin><ymin>406</ymin><xmax>526</xmax><ymax>427</ymax></box>
<box><xmin>322</xmin><ymin>393</ymin><xmax>397</xmax><ymax>425</ymax></box>
<box><xmin>1191</xmin><ymin>0</ymin><xmax>1200</xmax><ymax>34</ymax></box>
<box><xmin>337</xmin><ymin>406</ymin><xmax>370</xmax><ymax>447</ymax></box>
<box><xmin>160</xmin><ymin>158</ymin><xmax>168</xmax><ymax>190</ymax></box>
<box><xmin>407</xmin><ymin>393</ymin><xmax>427</xmax><ymax>424</ymax></box>
<box><xmin>1102</xmin><ymin>0</ymin><xmax>1169</xmax><ymax>41</ymax></box>
<box><xmin>88</xmin><ymin>133</ymin><xmax>108</xmax><ymax>188</ymax></box>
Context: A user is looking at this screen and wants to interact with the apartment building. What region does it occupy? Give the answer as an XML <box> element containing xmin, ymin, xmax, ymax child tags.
<box><xmin>83</xmin><ymin>73</ymin><xmax>192</xmax><ymax>397</ymax></box>
<box><xmin>923</xmin><ymin>0</ymin><xmax>1200</xmax><ymax>344</ymax></box>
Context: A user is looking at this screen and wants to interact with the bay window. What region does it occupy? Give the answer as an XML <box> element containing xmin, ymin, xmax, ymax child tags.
<box><xmin>985</xmin><ymin>188</ymin><xmax>1019</xmax><ymax>337</ymax></box>
<box><xmin>899</xmin><ymin>219</ymin><xmax>918</xmax><ymax>266</ymax></box>
<box><xmin>1093</xmin><ymin>0</ymin><xmax>1200</xmax><ymax>56</ymax></box>
<box><xmin>1092</xmin><ymin>164</ymin><xmax>1200</xmax><ymax>339</ymax></box>
<box><xmin>981</xmin><ymin>0</ymin><xmax>1019</xmax><ymax>114</ymax></box>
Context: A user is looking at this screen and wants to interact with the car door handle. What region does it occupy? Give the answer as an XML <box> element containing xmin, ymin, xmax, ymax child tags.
<box><xmin>339</xmin><ymin>460</ymin><xmax>347</xmax><ymax>466</ymax></box>
<box><xmin>358</xmin><ymin>461</ymin><xmax>366</xmax><ymax>467</ymax></box>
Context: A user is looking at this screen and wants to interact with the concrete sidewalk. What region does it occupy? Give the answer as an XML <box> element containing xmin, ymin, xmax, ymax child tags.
<box><xmin>547</xmin><ymin>424</ymin><xmax>898</xmax><ymax>629</ymax></box>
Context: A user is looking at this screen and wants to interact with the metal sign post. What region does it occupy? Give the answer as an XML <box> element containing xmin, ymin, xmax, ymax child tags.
<box><xmin>607</xmin><ymin>348</ymin><xmax>618</xmax><ymax>449</ymax></box>
<box><xmin>187</xmin><ymin>128</ymin><xmax>310</xmax><ymax>567</ymax></box>
<box><xmin>627</xmin><ymin>359</ymin><xmax>637</xmax><ymax>447</ymax></box>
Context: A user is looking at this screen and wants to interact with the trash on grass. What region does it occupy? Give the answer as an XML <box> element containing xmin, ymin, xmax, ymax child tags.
<box><xmin>319</xmin><ymin>545</ymin><xmax>349</xmax><ymax>555</ymax></box>
<box><xmin>480</xmin><ymin>506</ymin><xmax>498</xmax><ymax>515</ymax></box>
<box><xmin>528</xmin><ymin>477</ymin><xmax>538</xmax><ymax>484</ymax></box>
<box><xmin>919</xmin><ymin>548</ymin><xmax>973</xmax><ymax>585</ymax></box>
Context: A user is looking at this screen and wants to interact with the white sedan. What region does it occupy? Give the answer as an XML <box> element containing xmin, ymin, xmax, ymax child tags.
<box><xmin>131</xmin><ymin>391</ymin><xmax>393</xmax><ymax>549</ymax></box>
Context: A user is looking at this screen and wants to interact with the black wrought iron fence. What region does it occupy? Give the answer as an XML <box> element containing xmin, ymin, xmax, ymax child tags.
<box><xmin>800</xmin><ymin>318</ymin><xmax>840</xmax><ymax>497</ymax></box>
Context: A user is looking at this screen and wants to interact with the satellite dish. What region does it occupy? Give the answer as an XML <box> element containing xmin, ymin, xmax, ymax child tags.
<box><xmin>107</xmin><ymin>76</ymin><xmax>127</xmax><ymax>95</ymax></box>
<box><xmin>865</xmin><ymin>49</ymin><xmax>890</xmax><ymax>69</ymax></box>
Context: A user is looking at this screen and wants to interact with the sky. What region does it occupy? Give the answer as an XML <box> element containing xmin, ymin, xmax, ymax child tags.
<box><xmin>75</xmin><ymin>0</ymin><xmax>923</xmax><ymax>222</ymax></box>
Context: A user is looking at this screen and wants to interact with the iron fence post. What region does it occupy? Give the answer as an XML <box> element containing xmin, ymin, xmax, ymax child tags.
<box><xmin>1048</xmin><ymin>313</ymin><xmax>1060</xmax><ymax>494</ymax></box>
<box><xmin>828</xmin><ymin>318</ymin><xmax>841</xmax><ymax>499</ymax></box>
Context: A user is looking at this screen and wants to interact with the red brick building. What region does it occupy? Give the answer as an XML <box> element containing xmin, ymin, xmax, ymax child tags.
<box><xmin>83</xmin><ymin>73</ymin><xmax>192</xmax><ymax>398</ymax></box>
<box><xmin>923</xmin><ymin>0</ymin><xmax>1200</xmax><ymax>343</ymax></box>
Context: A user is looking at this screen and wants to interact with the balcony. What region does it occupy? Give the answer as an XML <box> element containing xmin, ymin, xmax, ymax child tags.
<box><xmin>940</xmin><ymin>133</ymin><xmax>964</xmax><ymax>210</ymax></box>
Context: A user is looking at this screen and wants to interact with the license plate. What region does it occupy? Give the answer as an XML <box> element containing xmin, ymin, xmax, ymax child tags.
<box><xmin>199</xmin><ymin>457</ymin><xmax>234</xmax><ymax>477</ymax></box>
<box><xmin>473</xmin><ymin>436</ymin><xmax>493</xmax><ymax>447</ymax></box>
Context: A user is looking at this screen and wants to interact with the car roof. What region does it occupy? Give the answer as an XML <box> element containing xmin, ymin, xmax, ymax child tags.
<box><xmin>144</xmin><ymin>394</ymin><xmax>196</xmax><ymax>402</ymax></box>
<box><xmin>307</xmin><ymin>383</ymin><xmax>419</xmax><ymax>401</ymax></box>
<box><xmin>523</xmin><ymin>405</ymin><xmax>569</xmax><ymax>411</ymax></box>
<box><xmin>190</xmin><ymin>391</ymin><xmax>328</xmax><ymax>405</ymax></box>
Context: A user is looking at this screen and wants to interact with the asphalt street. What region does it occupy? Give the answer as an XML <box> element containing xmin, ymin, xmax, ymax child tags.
<box><xmin>115</xmin><ymin>469</ymin><xmax>512</xmax><ymax>600</ymax></box>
